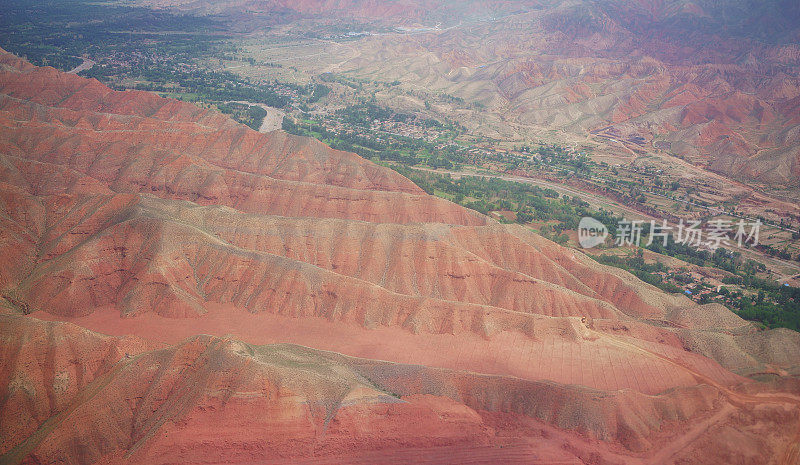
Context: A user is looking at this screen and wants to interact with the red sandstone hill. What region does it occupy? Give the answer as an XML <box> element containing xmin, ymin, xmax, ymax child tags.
<box><xmin>1</xmin><ymin>50</ymin><xmax>800</xmax><ymax>464</ymax></box>
<box><xmin>3</xmin><ymin>311</ymin><xmax>799</xmax><ymax>465</ymax></box>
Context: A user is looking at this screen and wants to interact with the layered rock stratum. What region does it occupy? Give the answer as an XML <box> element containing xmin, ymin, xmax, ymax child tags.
<box><xmin>1</xmin><ymin>49</ymin><xmax>800</xmax><ymax>464</ymax></box>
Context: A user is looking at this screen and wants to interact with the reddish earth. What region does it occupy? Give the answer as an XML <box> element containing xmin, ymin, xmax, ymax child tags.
<box><xmin>1</xmin><ymin>50</ymin><xmax>800</xmax><ymax>464</ymax></box>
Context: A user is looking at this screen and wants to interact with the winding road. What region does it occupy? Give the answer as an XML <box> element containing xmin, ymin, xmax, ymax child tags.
<box><xmin>225</xmin><ymin>100</ymin><xmax>285</xmax><ymax>133</ymax></box>
<box><xmin>67</xmin><ymin>57</ymin><xmax>95</xmax><ymax>74</ymax></box>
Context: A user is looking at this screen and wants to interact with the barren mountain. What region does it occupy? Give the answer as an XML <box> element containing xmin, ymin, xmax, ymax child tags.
<box><xmin>1</xmin><ymin>49</ymin><xmax>800</xmax><ymax>463</ymax></box>
<box><xmin>194</xmin><ymin>0</ymin><xmax>800</xmax><ymax>189</ymax></box>
<box><xmin>135</xmin><ymin>0</ymin><xmax>540</xmax><ymax>24</ymax></box>
<box><xmin>391</xmin><ymin>0</ymin><xmax>799</xmax><ymax>187</ymax></box>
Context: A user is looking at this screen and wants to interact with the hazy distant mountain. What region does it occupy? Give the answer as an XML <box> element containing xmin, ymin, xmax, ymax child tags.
<box><xmin>191</xmin><ymin>0</ymin><xmax>799</xmax><ymax>187</ymax></box>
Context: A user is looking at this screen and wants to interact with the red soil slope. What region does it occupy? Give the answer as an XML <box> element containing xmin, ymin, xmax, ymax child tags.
<box><xmin>2</xmin><ymin>312</ymin><xmax>799</xmax><ymax>465</ymax></box>
<box><xmin>1</xmin><ymin>50</ymin><xmax>800</xmax><ymax>464</ymax></box>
